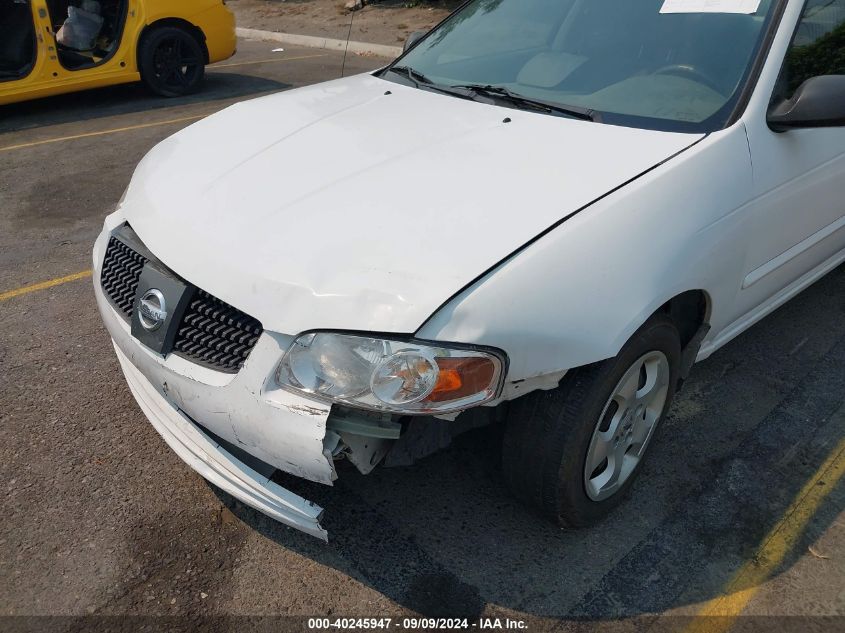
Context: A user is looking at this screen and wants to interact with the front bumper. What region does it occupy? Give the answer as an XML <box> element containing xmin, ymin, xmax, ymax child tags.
<box><xmin>115</xmin><ymin>341</ymin><xmax>328</xmax><ymax>539</ymax></box>
<box><xmin>93</xmin><ymin>221</ymin><xmax>336</xmax><ymax>540</ymax></box>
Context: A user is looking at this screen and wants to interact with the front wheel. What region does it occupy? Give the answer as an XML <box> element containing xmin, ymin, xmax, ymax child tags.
<box><xmin>502</xmin><ymin>313</ymin><xmax>681</xmax><ymax>527</ymax></box>
<box><xmin>139</xmin><ymin>26</ymin><xmax>205</xmax><ymax>97</ymax></box>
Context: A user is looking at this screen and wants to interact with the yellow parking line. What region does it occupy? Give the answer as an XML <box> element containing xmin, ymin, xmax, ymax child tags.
<box><xmin>210</xmin><ymin>53</ymin><xmax>327</xmax><ymax>69</ymax></box>
<box><xmin>684</xmin><ymin>433</ymin><xmax>845</xmax><ymax>633</ymax></box>
<box><xmin>0</xmin><ymin>270</ymin><xmax>93</xmax><ymax>302</ymax></box>
<box><xmin>0</xmin><ymin>114</ymin><xmax>208</xmax><ymax>153</ymax></box>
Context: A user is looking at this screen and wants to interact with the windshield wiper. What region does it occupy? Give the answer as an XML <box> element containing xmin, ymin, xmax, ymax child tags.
<box><xmin>450</xmin><ymin>84</ymin><xmax>598</xmax><ymax>122</ymax></box>
<box><xmin>385</xmin><ymin>66</ymin><xmax>478</xmax><ymax>100</ymax></box>
<box><xmin>388</xmin><ymin>65</ymin><xmax>436</xmax><ymax>87</ymax></box>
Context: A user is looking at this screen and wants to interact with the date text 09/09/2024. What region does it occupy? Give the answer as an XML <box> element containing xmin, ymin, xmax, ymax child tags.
<box><xmin>307</xmin><ymin>618</ymin><xmax>528</xmax><ymax>630</ymax></box>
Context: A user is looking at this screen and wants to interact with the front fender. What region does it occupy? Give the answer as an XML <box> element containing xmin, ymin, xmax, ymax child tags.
<box><xmin>416</xmin><ymin>125</ymin><xmax>753</xmax><ymax>384</ymax></box>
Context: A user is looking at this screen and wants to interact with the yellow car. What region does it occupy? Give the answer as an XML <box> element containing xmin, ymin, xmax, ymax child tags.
<box><xmin>0</xmin><ymin>0</ymin><xmax>236</xmax><ymax>106</ymax></box>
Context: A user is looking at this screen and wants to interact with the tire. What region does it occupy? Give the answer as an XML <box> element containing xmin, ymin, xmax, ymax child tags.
<box><xmin>502</xmin><ymin>313</ymin><xmax>681</xmax><ymax>527</ymax></box>
<box><xmin>139</xmin><ymin>26</ymin><xmax>205</xmax><ymax>97</ymax></box>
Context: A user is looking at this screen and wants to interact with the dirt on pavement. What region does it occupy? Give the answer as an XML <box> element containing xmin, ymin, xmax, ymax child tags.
<box><xmin>228</xmin><ymin>0</ymin><xmax>460</xmax><ymax>46</ymax></box>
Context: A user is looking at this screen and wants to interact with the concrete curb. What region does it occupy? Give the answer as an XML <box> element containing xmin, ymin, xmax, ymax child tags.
<box><xmin>236</xmin><ymin>27</ymin><xmax>402</xmax><ymax>59</ymax></box>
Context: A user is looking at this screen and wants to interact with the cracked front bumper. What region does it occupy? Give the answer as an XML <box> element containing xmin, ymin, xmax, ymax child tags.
<box><xmin>93</xmin><ymin>221</ymin><xmax>336</xmax><ymax>540</ymax></box>
<box><xmin>116</xmin><ymin>342</ymin><xmax>328</xmax><ymax>540</ymax></box>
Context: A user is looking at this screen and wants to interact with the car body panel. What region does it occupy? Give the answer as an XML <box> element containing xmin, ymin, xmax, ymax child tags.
<box><xmin>731</xmin><ymin>0</ymin><xmax>845</xmax><ymax>326</ymax></box>
<box><xmin>417</xmin><ymin>124</ymin><xmax>754</xmax><ymax>378</ymax></box>
<box><xmin>121</xmin><ymin>75</ymin><xmax>701</xmax><ymax>340</ymax></box>
<box><xmin>0</xmin><ymin>0</ymin><xmax>235</xmax><ymax>106</ymax></box>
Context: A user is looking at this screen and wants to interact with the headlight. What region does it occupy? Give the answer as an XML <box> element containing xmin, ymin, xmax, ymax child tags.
<box><xmin>276</xmin><ymin>333</ymin><xmax>506</xmax><ymax>414</ymax></box>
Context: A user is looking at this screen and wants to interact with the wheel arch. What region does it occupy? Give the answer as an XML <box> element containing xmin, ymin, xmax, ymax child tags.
<box><xmin>652</xmin><ymin>288</ymin><xmax>712</xmax><ymax>384</ymax></box>
<box><xmin>137</xmin><ymin>18</ymin><xmax>210</xmax><ymax>67</ymax></box>
<box><xmin>569</xmin><ymin>286</ymin><xmax>713</xmax><ymax>382</ymax></box>
<box><xmin>660</xmin><ymin>289</ymin><xmax>711</xmax><ymax>350</ymax></box>
<box><xmin>554</xmin><ymin>287</ymin><xmax>712</xmax><ymax>390</ymax></box>
<box><xmin>538</xmin><ymin>289</ymin><xmax>711</xmax><ymax>401</ymax></box>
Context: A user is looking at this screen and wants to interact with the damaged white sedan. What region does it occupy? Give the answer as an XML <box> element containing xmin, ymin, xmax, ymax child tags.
<box><xmin>94</xmin><ymin>0</ymin><xmax>845</xmax><ymax>539</ymax></box>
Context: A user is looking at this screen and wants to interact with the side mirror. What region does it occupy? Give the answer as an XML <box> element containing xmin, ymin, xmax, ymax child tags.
<box><xmin>403</xmin><ymin>31</ymin><xmax>426</xmax><ymax>53</ymax></box>
<box><xmin>767</xmin><ymin>75</ymin><xmax>845</xmax><ymax>132</ymax></box>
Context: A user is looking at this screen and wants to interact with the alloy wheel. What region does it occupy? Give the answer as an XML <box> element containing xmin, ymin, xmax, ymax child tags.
<box><xmin>583</xmin><ymin>350</ymin><xmax>671</xmax><ymax>501</ymax></box>
<box><xmin>151</xmin><ymin>36</ymin><xmax>201</xmax><ymax>90</ymax></box>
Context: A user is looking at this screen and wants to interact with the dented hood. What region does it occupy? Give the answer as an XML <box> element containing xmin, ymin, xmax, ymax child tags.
<box><xmin>123</xmin><ymin>74</ymin><xmax>701</xmax><ymax>335</ymax></box>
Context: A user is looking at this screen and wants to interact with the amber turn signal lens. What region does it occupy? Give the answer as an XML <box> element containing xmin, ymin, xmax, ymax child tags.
<box><xmin>428</xmin><ymin>357</ymin><xmax>496</xmax><ymax>403</ymax></box>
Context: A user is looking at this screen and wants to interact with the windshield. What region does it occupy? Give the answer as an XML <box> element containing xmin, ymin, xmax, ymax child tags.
<box><xmin>387</xmin><ymin>0</ymin><xmax>780</xmax><ymax>132</ymax></box>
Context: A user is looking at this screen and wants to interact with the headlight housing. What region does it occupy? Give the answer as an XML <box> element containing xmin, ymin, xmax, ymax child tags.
<box><xmin>276</xmin><ymin>332</ymin><xmax>506</xmax><ymax>414</ymax></box>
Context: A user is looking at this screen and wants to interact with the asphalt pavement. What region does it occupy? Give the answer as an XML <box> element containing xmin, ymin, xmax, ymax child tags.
<box><xmin>1</xmin><ymin>38</ymin><xmax>844</xmax><ymax>632</ymax></box>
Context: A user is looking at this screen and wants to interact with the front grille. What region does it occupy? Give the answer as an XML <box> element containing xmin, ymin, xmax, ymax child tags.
<box><xmin>100</xmin><ymin>237</ymin><xmax>145</xmax><ymax>318</ymax></box>
<box><xmin>173</xmin><ymin>290</ymin><xmax>263</xmax><ymax>373</ymax></box>
<box><xmin>100</xmin><ymin>234</ymin><xmax>263</xmax><ymax>374</ymax></box>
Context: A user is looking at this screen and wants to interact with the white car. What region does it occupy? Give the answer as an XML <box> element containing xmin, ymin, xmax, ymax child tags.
<box><xmin>94</xmin><ymin>0</ymin><xmax>845</xmax><ymax>540</ymax></box>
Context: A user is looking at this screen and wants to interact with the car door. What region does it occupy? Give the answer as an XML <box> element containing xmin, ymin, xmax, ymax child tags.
<box><xmin>0</xmin><ymin>0</ymin><xmax>41</xmax><ymax>91</ymax></box>
<box><xmin>40</xmin><ymin>0</ymin><xmax>134</xmax><ymax>84</ymax></box>
<box><xmin>738</xmin><ymin>0</ymin><xmax>845</xmax><ymax>314</ymax></box>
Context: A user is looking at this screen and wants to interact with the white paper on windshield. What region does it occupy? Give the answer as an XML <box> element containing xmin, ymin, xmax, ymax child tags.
<box><xmin>660</xmin><ymin>0</ymin><xmax>761</xmax><ymax>14</ymax></box>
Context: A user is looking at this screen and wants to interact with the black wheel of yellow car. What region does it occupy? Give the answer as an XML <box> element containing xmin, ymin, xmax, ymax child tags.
<box><xmin>139</xmin><ymin>26</ymin><xmax>205</xmax><ymax>97</ymax></box>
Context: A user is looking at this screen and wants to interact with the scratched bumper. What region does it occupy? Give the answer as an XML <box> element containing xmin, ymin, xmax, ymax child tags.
<box><xmin>93</xmin><ymin>218</ymin><xmax>337</xmax><ymax>539</ymax></box>
<box><xmin>115</xmin><ymin>342</ymin><xmax>328</xmax><ymax>539</ymax></box>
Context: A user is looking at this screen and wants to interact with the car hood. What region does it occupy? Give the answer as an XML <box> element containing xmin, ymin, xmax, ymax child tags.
<box><xmin>123</xmin><ymin>74</ymin><xmax>701</xmax><ymax>335</ymax></box>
